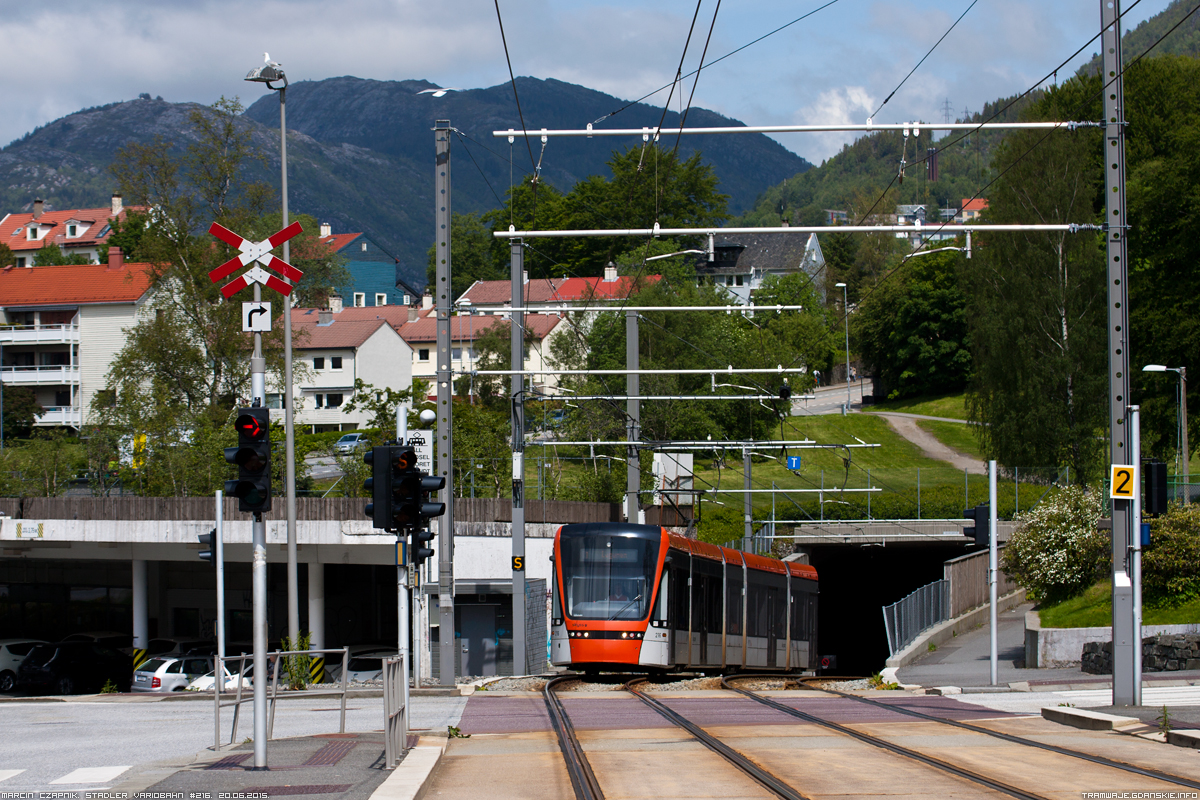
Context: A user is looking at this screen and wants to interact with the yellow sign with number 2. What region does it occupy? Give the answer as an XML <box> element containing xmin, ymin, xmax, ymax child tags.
<box><xmin>1110</xmin><ymin>464</ymin><xmax>1137</xmax><ymax>500</ymax></box>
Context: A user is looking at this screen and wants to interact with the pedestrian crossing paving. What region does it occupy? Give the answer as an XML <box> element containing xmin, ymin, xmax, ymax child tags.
<box><xmin>0</xmin><ymin>765</ymin><xmax>129</xmax><ymax>789</ymax></box>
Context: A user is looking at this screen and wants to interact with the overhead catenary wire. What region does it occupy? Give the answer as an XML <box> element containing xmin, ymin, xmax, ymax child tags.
<box><xmin>869</xmin><ymin>0</ymin><xmax>980</xmax><ymax>120</ymax></box>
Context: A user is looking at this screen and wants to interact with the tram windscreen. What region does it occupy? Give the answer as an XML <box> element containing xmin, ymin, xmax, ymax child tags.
<box><xmin>560</xmin><ymin>534</ymin><xmax>659</xmax><ymax>620</ymax></box>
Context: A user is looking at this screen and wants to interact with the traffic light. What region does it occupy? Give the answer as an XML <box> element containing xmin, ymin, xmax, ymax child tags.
<box><xmin>225</xmin><ymin>408</ymin><xmax>272</xmax><ymax>513</ymax></box>
<box><xmin>417</xmin><ymin>473</ymin><xmax>446</xmax><ymax>527</ymax></box>
<box><xmin>365</xmin><ymin>446</ymin><xmax>421</xmax><ymax>532</ymax></box>
<box><xmin>411</xmin><ymin>529</ymin><xmax>435</xmax><ymax>566</ymax></box>
<box><xmin>964</xmin><ymin>503</ymin><xmax>990</xmax><ymax>548</ymax></box>
<box><xmin>198</xmin><ymin>528</ymin><xmax>216</xmax><ymax>567</ymax></box>
<box><xmin>1145</xmin><ymin>460</ymin><xmax>1169</xmax><ymax>516</ymax></box>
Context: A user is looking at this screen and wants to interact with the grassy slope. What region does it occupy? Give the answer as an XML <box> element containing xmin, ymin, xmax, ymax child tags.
<box><xmin>868</xmin><ymin>393</ymin><xmax>968</xmax><ymax>420</ymax></box>
<box><xmin>1038</xmin><ymin>581</ymin><xmax>1200</xmax><ymax>628</ymax></box>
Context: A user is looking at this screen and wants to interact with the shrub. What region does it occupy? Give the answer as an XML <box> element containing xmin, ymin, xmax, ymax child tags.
<box><xmin>1000</xmin><ymin>485</ymin><xmax>1107</xmax><ymax>603</ymax></box>
<box><xmin>1143</xmin><ymin>504</ymin><xmax>1200</xmax><ymax>605</ymax></box>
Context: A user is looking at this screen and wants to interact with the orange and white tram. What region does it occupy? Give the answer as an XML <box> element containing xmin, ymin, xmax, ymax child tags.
<box><xmin>550</xmin><ymin>522</ymin><xmax>818</xmax><ymax>672</ymax></box>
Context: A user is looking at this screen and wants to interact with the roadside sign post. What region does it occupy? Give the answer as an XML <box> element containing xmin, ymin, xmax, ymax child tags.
<box><xmin>209</xmin><ymin>220</ymin><xmax>303</xmax><ymax>769</ymax></box>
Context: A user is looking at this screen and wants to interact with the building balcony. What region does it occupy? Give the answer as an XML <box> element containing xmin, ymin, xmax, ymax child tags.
<box><xmin>1</xmin><ymin>365</ymin><xmax>81</xmax><ymax>385</ymax></box>
<box><xmin>0</xmin><ymin>324</ymin><xmax>80</xmax><ymax>345</ymax></box>
<box><xmin>36</xmin><ymin>405</ymin><xmax>83</xmax><ymax>428</ymax></box>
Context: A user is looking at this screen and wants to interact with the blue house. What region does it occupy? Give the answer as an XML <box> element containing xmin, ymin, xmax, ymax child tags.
<box><xmin>320</xmin><ymin>223</ymin><xmax>421</xmax><ymax>308</ymax></box>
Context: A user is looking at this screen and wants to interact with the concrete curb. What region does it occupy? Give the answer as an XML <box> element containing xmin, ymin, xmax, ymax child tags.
<box><xmin>372</xmin><ymin>735</ymin><xmax>448</xmax><ymax>800</ymax></box>
<box><xmin>1040</xmin><ymin>706</ymin><xmax>1142</xmax><ymax>731</ymax></box>
<box><xmin>1168</xmin><ymin>729</ymin><xmax>1200</xmax><ymax>749</ymax></box>
<box><xmin>886</xmin><ymin>588</ymin><xmax>1027</xmax><ymax>670</ymax></box>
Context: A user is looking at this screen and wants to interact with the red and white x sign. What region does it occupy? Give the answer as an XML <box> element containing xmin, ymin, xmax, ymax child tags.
<box><xmin>208</xmin><ymin>222</ymin><xmax>305</xmax><ymax>299</ymax></box>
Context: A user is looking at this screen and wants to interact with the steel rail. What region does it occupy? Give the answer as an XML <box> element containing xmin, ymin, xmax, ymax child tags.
<box><xmin>722</xmin><ymin>676</ymin><xmax>1050</xmax><ymax>800</ymax></box>
<box><xmin>625</xmin><ymin>678</ymin><xmax>811</xmax><ymax>800</ymax></box>
<box><xmin>804</xmin><ymin>680</ymin><xmax>1200</xmax><ymax>791</ymax></box>
<box><xmin>543</xmin><ymin>675</ymin><xmax>605</xmax><ymax>800</ymax></box>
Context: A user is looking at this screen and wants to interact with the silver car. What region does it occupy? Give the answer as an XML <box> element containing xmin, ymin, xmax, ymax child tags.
<box><xmin>334</xmin><ymin>433</ymin><xmax>370</xmax><ymax>454</ymax></box>
<box><xmin>132</xmin><ymin>655</ymin><xmax>213</xmax><ymax>693</ymax></box>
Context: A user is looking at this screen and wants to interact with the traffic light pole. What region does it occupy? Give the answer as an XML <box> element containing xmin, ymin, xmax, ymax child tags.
<box><xmin>396</xmin><ymin>407</ymin><xmax>411</xmax><ymax>734</ymax></box>
<box><xmin>250</xmin><ymin>284</ymin><xmax>268</xmax><ymax>769</ymax></box>
<box><xmin>434</xmin><ymin>121</ymin><xmax>456</xmax><ymax>687</ymax></box>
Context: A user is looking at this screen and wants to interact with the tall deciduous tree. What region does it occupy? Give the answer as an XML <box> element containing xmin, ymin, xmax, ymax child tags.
<box><xmin>965</xmin><ymin>77</ymin><xmax>1107</xmax><ymax>483</ymax></box>
<box><xmin>855</xmin><ymin>248</ymin><xmax>971</xmax><ymax>399</ymax></box>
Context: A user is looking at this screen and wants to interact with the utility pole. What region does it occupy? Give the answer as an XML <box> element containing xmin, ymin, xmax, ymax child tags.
<box><xmin>744</xmin><ymin>447</ymin><xmax>752</xmax><ymax>551</ymax></box>
<box><xmin>510</xmin><ymin>239</ymin><xmax>527</xmax><ymax>674</ymax></box>
<box><xmin>434</xmin><ymin>121</ymin><xmax>456</xmax><ymax>687</ymax></box>
<box><xmin>626</xmin><ymin>310</ymin><xmax>640</xmax><ymax>523</ymax></box>
<box><xmin>1102</xmin><ymin>0</ymin><xmax>1137</xmax><ymax>707</ymax></box>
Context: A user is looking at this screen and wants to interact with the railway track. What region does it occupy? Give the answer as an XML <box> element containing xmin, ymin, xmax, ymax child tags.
<box><xmin>726</xmin><ymin>675</ymin><xmax>1200</xmax><ymax>797</ymax></box>
<box><xmin>543</xmin><ymin>675</ymin><xmax>605</xmax><ymax>800</ymax></box>
<box><xmin>542</xmin><ymin>673</ymin><xmax>1200</xmax><ymax>800</ymax></box>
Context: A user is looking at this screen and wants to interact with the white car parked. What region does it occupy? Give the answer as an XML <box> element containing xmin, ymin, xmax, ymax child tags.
<box><xmin>187</xmin><ymin>662</ymin><xmax>254</xmax><ymax>692</ymax></box>
<box><xmin>0</xmin><ymin>639</ymin><xmax>47</xmax><ymax>692</ymax></box>
<box><xmin>132</xmin><ymin>655</ymin><xmax>213</xmax><ymax>693</ymax></box>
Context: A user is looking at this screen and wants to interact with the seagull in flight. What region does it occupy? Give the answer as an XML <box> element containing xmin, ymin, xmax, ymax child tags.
<box><xmin>418</xmin><ymin>87</ymin><xmax>461</xmax><ymax>98</ymax></box>
<box><xmin>264</xmin><ymin>52</ymin><xmax>281</xmax><ymax>68</ymax></box>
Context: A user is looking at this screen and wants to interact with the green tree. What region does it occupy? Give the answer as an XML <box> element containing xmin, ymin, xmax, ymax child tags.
<box><xmin>965</xmin><ymin>77</ymin><xmax>1107</xmax><ymax>483</ymax></box>
<box><xmin>855</xmin><ymin>248</ymin><xmax>971</xmax><ymax>399</ymax></box>
<box><xmin>340</xmin><ymin>377</ymin><xmax>432</xmax><ymax>432</ymax></box>
<box><xmin>32</xmin><ymin>240</ymin><xmax>93</xmax><ymax>266</ymax></box>
<box><xmin>0</xmin><ymin>241</ymin><xmax>15</xmax><ymax>268</ymax></box>
<box><xmin>426</xmin><ymin>211</ymin><xmax>507</xmax><ymax>302</ymax></box>
<box><xmin>451</xmin><ymin>402</ymin><xmax>511</xmax><ymax>497</ymax></box>
<box><xmin>1</xmin><ymin>386</ymin><xmax>44</xmax><ymax>440</ymax></box>
<box><xmin>1001</xmin><ymin>486</ymin><xmax>1107</xmax><ymax>603</ymax></box>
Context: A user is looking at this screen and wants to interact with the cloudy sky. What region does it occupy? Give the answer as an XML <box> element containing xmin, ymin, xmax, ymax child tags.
<box><xmin>2</xmin><ymin>0</ymin><xmax>1171</xmax><ymax>164</ymax></box>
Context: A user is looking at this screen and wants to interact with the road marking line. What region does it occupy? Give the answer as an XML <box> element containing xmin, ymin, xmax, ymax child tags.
<box><xmin>0</xmin><ymin>771</ymin><xmax>25</xmax><ymax>783</ymax></box>
<box><xmin>51</xmin><ymin>766</ymin><xmax>131</xmax><ymax>784</ymax></box>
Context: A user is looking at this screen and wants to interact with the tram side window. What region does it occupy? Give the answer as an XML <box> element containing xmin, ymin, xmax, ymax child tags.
<box><xmin>552</xmin><ymin>565</ymin><xmax>563</xmax><ymax>624</ymax></box>
<box><xmin>672</xmin><ymin>566</ymin><xmax>690</xmax><ymax>629</ymax></box>
<box><xmin>726</xmin><ymin>565</ymin><xmax>743</xmax><ymax>635</ymax></box>
<box><xmin>707</xmin><ymin>573</ymin><xmax>722</xmax><ymax>633</ymax></box>
<box><xmin>770</xmin><ymin>586</ymin><xmax>786</xmax><ymax>640</ymax></box>
<box><xmin>790</xmin><ymin>580</ymin><xmax>802</xmax><ymax>639</ymax></box>
<box><xmin>747</xmin><ymin>577</ymin><xmax>768</xmax><ymax>638</ymax></box>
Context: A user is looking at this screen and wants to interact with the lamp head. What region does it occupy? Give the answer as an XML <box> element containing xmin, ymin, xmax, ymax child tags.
<box><xmin>419</xmin><ymin>409</ymin><xmax>436</xmax><ymax>425</ymax></box>
<box><xmin>1142</xmin><ymin>364</ymin><xmax>1169</xmax><ymax>373</ymax></box>
<box><xmin>246</xmin><ymin>65</ymin><xmax>286</xmax><ymax>87</ymax></box>
<box><xmin>835</xmin><ymin>282</ymin><xmax>847</xmax><ymax>288</ymax></box>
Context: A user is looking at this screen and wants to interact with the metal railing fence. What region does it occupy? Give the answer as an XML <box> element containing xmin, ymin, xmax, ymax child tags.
<box><xmin>882</xmin><ymin>579</ymin><xmax>950</xmax><ymax>657</ymax></box>
<box><xmin>214</xmin><ymin>647</ymin><xmax>349</xmax><ymax>751</ymax></box>
<box><xmin>382</xmin><ymin>656</ymin><xmax>407</xmax><ymax>768</ymax></box>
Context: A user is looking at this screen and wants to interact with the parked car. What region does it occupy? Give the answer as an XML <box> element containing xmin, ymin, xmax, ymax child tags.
<box><xmin>329</xmin><ymin>648</ymin><xmax>396</xmax><ymax>683</ymax></box>
<box><xmin>0</xmin><ymin>639</ymin><xmax>47</xmax><ymax>692</ymax></box>
<box><xmin>334</xmin><ymin>433</ymin><xmax>370</xmax><ymax>454</ymax></box>
<box><xmin>324</xmin><ymin>644</ymin><xmax>386</xmax><ymax>682</ymax></box>
<box><xmin>63</xmin><ymin>631</ymin><xmax>134</xmax><ymax>652</ymax></box>
<box><xmin>18</xmin><ymin>642</ymin><xmax>132</xmax><ymax>695</ymax></box>
<box><xmin>145</xmin><ymin>638</ymin><xmax>214</xmax><ymax>658</ymax></box>
<box><xmin>132</xmin><ymin>655</ymin><xmax>213</xmax><ymax>693</ymax></box>
<box><xmin>187</xmin><ymin>661</ymin><xmax>254</xmax><ymax>692</ymax></box>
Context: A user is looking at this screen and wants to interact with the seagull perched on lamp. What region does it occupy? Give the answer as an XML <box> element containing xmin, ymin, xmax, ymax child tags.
<box><xmin>418</xmin><ymin>87</ymin><xmax>461</xmax><ymax>98</ymax></box>
<box><xmin>264</xmin><ymin>52</ymin><xmax>281</xmax><ymax>68</ymax></box>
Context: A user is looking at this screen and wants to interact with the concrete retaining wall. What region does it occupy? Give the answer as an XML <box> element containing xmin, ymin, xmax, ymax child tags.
<box><xmin>1024</xmin><ymin>612</ymin><xmax>1200</xmax><ymax>668</ymax></box>
<box><xmin>885</xmin><ymin>588</ymin><xmax>1026</xmax><ymax>669</ymax></box>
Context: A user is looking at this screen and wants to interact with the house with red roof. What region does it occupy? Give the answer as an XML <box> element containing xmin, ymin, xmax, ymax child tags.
<box><xmin>955</xmin><ymin>198</ymin><xmax>989</xmax><ymax>223</ymax></box>
<box><xmin>318</xmin><ymin>222</ymin><xmax>421</xmax><ymax>311</ymax></box>
<box><xmin>0</xmin><ymin>194</ymin><xmax>133</xmax><ymax>268</ymax></box>
<box><xmin>0</xmin><ymin>248</ymin><xmax>154</xmax><ymax>429</ymax></box>
<box><xmin>399</xmin><ymin>312</ymin><xmax>564</xmax><ymax>399</ymax></box>
<box><xmin>455</xmin><ymin>263</ymin><xmax>655</xmax><ymax>316</ymax></box>
<box><xmin>284</xmin><ymin>300</ymin><xmax>415</xmax><ymax>432</ymax></box>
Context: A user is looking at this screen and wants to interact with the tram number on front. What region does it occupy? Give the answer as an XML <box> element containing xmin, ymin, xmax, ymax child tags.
<box><xmin>512</xmin><ymin>556</ymin><xmax>525</xmax><ymax>571</ymax></box>
<box><xmin>1110</xmin><ymin>464</ymin><xmax>1137</xmax><ymax>500</ymax></box>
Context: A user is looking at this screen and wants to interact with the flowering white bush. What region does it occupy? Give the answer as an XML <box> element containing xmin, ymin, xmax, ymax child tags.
<box><xmin>1000</xmin><ymin>485</ymin><xmax>1108</xmax><ymax>603</ymax></box>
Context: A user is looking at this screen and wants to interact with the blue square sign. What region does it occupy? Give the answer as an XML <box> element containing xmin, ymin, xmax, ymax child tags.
<box><xmin>787</xmin><ymin>456</ymin><xmax>802</xmax><ymax>470</ymax></box>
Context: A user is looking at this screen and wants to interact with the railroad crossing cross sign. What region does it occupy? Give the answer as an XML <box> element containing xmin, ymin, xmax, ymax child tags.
<box><xmin>208</xmin><ymin>221</ymin><xmax>304</xmax><ymax>299</ymax></box>
<box><xmin>1110</xmin><ymin>464</ymin><xmax>1138</xmax><ymax>500</ymax></box>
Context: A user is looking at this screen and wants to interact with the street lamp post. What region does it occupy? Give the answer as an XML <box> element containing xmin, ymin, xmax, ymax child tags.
<box><xmin>1143</xmin><ymin>364</ymin><xmax>1189</xmax><ymax>503</ymax></box>
<box><xmin>246</xmin><ymin>58</ymin><xmax>301</xmax><ymax>646</ymax></box>
<box><xmin>835</xmin><ymin>282</ymin><xmax>850</xmax><ymax>415</ymax></box>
